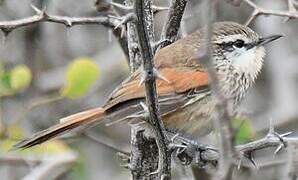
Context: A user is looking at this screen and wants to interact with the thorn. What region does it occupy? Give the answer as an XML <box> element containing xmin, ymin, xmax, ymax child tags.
<box><xmin>237</xmin><ymin>157</ymin><xmax>242</xmax><ymax>170</ymax></box>
<box><xmin>273</xmin><ymin>132</ymin><xmax>287</xmax><ymax>148</ymax></box>
<box><xmin>153</xmin><ymin>68</ymin><xmax>169</xmax><ymax>83</ymax></box>
<box><xmin>1</xmin><ymin>28</ymin><xmax>12</xmax><ymax>38</ymax></box>
<box><xmin>140</xmin><ymin>102</ymin><xmax>149</xmax><ymax>113</ymax></box>
<box><xmin>274</xmin><ymin>144</ymin><xmax>284</xmax><ymax>155</ymax></box>
<box><xmin>120</xmin><ymin>26</ymin><xmax>126</xmax><ymax>38</ymax></box>
<box><xmin>246</xmin><ymin>152</ymin><xmax>259</xmax><ymax>169</ymax></box>
<box><xmin>114</xmin><ymin>13</ymin><xmax>137</xmax><ymax>30</ymax></box>
<box><xmin>30</xmin><ymin>4</ymin><xmax>41</xmax><ymax>14</ymax></box>
<box><xmin>30</xmin><ymin>4</ymin><xmax>46</xmax><ymax>16</ymax></box>
<box><xmin>65</xmin><ymin>20</ymin><xmax>72</xmax><ymax>27</ymax></box>
<box><xmin>281</xmin><ymin>131</ymin><xmax>293</xmax><ymax>137</ymax></box>
<box><xmin>149</xmin><ymin>168</ymin><xmax>160</xmax><ymax>176</ymax></box>
<box><xmin>152</xmin><ymin>5</ymin><xmax>170</xmax><ymax>12</ymax></box>
<box><xmin>169</xmin><ymin>143</ymin><xmax>187</xmax><ymax>150</ymax></box>
<box><xmin>171</xmin><ymin>133</ymin><xmax>180</xmax><ymax>142</ymax></box>
<box><xmin>176</xmin><ymin>146</ymin><xmax>186</xmax><ymax>155</ymax></box>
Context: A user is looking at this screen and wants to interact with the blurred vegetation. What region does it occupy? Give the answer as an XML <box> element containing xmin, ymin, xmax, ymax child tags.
<box><xmin>0</xmin><ymin>125</ymin><xmax>70</xmax><ymax>155</ymax></box>
<box><xmin>0</xmin><ymin>64</ymin><xmax>32</xmax><ymax>97</ymax></box>
<box><xmin>62</xmin><ymin>57</ymin><xmax>100</xmax><ymax>99</ymax></box>
<box><xmin>0</xmin><ymin>57</ymin><xmax>101</xmax><ymax>178</ymax></box>
<box><xmin>233</xmin><ymin>117</ymin><xmax>256</xmax><ymax>145</ymax></box>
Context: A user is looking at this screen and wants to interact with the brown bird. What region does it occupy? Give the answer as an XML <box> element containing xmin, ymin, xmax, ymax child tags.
<box><xmin>13</xmin><ymin>22</ymin><xmax>282</xmax><ymax>149</ymax></box>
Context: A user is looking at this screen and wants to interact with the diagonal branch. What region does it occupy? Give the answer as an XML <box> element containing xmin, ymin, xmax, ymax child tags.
<box><xmin>159</xmin><ymin>0</ymin><xmax>188</xmax><ymax>49</ymax></box>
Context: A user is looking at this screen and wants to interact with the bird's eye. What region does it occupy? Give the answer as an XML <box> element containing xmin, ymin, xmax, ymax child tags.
<box><xmin>233</xmin><ymin>39</ymin><xmax>245</xmax><ymax>48</ymax></box>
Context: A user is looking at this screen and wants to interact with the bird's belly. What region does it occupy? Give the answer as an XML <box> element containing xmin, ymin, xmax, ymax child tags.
<box><xmin>163</xmin><ymin>95</ymin><xmax>215</xmax><ymax>137</ymax></box>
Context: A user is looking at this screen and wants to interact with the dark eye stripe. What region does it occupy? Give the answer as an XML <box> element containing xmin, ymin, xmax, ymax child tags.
<box><xmin>233</xmin><ymin>39</ymin><xmax>245</xmax><ymax>48</ymax></box>
<box><xmin>216</xmin><ymin>39</ymin><xmax>256</xmax><ymax>51</ymax></box>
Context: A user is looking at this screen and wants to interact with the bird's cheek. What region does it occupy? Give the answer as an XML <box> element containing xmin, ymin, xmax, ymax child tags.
<box><xmin>231</xmin><ymin>49</ymin><xmax>256</xmax><ymax>71</ymax></box>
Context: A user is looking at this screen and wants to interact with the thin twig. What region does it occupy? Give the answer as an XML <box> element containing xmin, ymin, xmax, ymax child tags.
<box><xmin>0</xmin><ymin>6</ymin><xmax>121</xmax><ymax>35</ymax></box>
<box><xmin>124</xmin><ymin>0</ymin><xmax>142</xmax><ymax>72</ymax></box>
<box><xmin>134</xmin><ymin>0</ymin><xmax>171</xmax><ymax>179</ymax></box>
<box><xmin>243</xmin><ymin>0</ymin><xmax>298</xmax><ymax>26</ymax></box>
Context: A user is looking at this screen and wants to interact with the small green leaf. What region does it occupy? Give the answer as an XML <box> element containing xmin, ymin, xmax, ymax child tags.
<box><xmin>1</xmin><ymin>72</ymin><xmax>11</xmax><ymax>89</ymax></box>
<box><xmin>10</xmin><ymin>65</ymin><xmax>32</xmax><ymax>90</ymax></box>
<box><xmin>0</xmin><ymin>72</ymin><xmax>14</xmax><ymax>96</ymax></box>
<box><xmin>62</xmin><ymin>57</ymin><xmax>100</xmax><ymax>99</ymax></box>
<box><xmin>233</xmin><ymin>118</ymin><xmax>255</xmax><ymax>145</ymax></box>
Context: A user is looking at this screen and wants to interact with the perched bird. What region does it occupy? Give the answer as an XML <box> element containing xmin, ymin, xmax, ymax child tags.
<box><xmin>13</xmin><ymin>22</ymin><xmax>282</xmax><ymax>149</ymax></box>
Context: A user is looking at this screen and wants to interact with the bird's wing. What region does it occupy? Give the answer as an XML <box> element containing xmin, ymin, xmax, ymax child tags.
<box><xmin>103</xmin><ymin>67</ymin><xmax>209</xmax><ymax>110</ymax></box>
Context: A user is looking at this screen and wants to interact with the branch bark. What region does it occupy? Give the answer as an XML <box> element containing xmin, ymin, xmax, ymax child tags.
<box><xmin>134</xmin><ymin>0</ymin><xmax>171</xmax><ymax>179</ymax></box>
<box><xmin>159</xmin><ymin>0</ymin><xmax>187</xmax><ymax>49</ymax></box>
<box><xmin>0</xmin><ymin>6</ymin><xmax>120</xmax><ymax>34</ymax></box>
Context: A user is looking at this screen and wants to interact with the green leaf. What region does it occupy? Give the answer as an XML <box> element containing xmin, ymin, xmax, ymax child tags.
<box><xmin>10</xmin><ymin>65</ymin><xmax>32</xmax><ymax>90</ymax></box>
<box><xmin>1</xmin><ymin>72</ymin><xmax>11</xmax><ymax>89</ymax></box>
<box><xmin>62</xmin><ymin>57</ymin><xmax>100</xmax><ymax>99</ymax></box>
<box><xmin>0</xmin><ymin>72</ymin><xmax>14</xmax><ymax>96</ymax></box>
<box><xmin>233</xmin><ymin>118</ymin><xmax>255</xmax><ymax>145</ymax></box>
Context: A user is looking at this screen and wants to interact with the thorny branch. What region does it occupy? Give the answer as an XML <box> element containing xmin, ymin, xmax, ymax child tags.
<box><xmin>171</xmin><ymin>124</ymin><xmax>295</xmax><ymax>168</ymax></box>
<box><xmin>0</xmin><ymin>5</ymin><xmax>122</xmax><ymax>35</ymax></box>
<box><xmin>134</xmin><ymin>0</ymin><xmax>171</xmax><ymax>179</ymax></box>
<box><xmin>0</xmin><ymin>5</ymin><xmax>132</xmax><ymax>58</ymax></box>
<box><xmin>243</xmin><ymin>0</ymin><xmax>298</xmax><ymax>26</ymax></box>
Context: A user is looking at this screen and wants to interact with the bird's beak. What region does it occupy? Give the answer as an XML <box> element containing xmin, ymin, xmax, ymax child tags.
<box><xmin>257</xmin><ymin>35</ymin><xmax>283</xmax><ymax>46</ymax></box>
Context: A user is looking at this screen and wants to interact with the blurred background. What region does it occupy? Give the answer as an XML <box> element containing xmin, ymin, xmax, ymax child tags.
<box><xmin>0</xmin><ymin>0</ymin><xmax>297</xmax><ymax>179</ymax></box>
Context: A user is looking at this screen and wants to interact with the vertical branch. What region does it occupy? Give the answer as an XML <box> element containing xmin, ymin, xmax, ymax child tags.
<box><xmin>196</xmin><ymin>1</ymin><xmax>235</xmax><ymax>180</ymax></box>
<box><xmin>143</xmin><ymin>0</ymin><xmax>155</xmax><ymax>42</ymax></box>
<box><xmin>128</xmin><ymin>1</ymin><xmax>160</xmax><ymax>179</ymax></box>
<box><xmin>130</xmin><ymin>127</ymin><xmax>159</xmax><ymax>179</ymax></box>
<box><xmin>159</xmin><ymin>0</ymin><xmax>187</xmax><ymax>49</ymax></box>
<box><xmin>134</xmin><ymin>0</ymin><xmax>171</xmax><ymax>179</ymax></box>
<box><xmin>125</xmin><ymin>0</ymin><xmax>142</xmax><ymax>72</ymax></box>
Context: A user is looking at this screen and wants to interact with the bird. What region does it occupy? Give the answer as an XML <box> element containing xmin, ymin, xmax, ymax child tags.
<box><xmin>13</xmin><ymin>21</ymin><xmax>282</xmax><ymax>149</ymax></box>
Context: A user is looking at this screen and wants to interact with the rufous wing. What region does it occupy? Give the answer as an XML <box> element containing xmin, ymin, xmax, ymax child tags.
<box><xmin>104</xmin><ymin>67</ymin><xmax>209</xmax><ymax>109</ymax></box>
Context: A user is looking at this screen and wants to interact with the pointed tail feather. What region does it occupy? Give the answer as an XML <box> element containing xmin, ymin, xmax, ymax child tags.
<box><xmin>12</xmin><ymin>107</ymin><xmax>106</xmax><ymax>150</ymax></box>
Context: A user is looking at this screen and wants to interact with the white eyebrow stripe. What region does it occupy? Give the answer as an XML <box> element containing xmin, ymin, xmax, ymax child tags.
<box><xmin>214</xmin><ymin>34</ymin><xmax>250</xmax><ymax>44</ymax></box>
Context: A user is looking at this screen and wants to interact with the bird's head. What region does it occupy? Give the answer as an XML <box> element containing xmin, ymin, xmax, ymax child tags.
<box><xmin>212</xmin><ymin>22</ymin><xmax>282</xmax><ymax>81</ymax></box>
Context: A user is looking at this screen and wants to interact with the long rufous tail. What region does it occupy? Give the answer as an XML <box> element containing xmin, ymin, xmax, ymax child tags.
<box><xmin>12</xmin><ymin>107</ymin><xmax>106</xmax><ymax>150</ymax></box>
